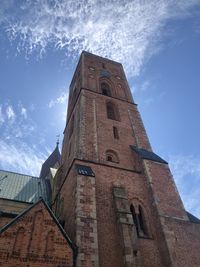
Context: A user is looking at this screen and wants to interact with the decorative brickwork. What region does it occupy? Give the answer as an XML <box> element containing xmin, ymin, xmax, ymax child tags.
<box><xmin>0</xmin><ymin>200</ymin><xmax>75</xmax><ymax>267</ymax></box>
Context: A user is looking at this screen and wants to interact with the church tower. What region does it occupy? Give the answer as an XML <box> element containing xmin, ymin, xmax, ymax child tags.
<box><xmin>53</xmin><ymin>51</ymin><xmax>200</xmax><ymax>267</ymax></box>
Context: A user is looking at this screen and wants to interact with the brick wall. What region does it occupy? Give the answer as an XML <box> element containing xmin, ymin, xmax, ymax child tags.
<box><xmin>0</xmin><ymin>201</ymin><xmax>74</xmax><ymax>267</ymax></box>
<box><xmin>57</xmin><ymin>52</ymin><xmax>200</xmax><ymax>267</ymax></box>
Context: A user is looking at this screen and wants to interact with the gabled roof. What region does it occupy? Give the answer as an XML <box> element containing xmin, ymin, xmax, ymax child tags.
<box><xmin>40</xmin><ymin>144</ymin><xmax>61</xmax><ymax>179</ymax></box>
<box><xmin>130</xmin><ymin>145</ymin><xmax>168</xmax><ymax>164</ymax></box>
<box><xmin>0</xmin><ymin>198</ymin><xmax>78</xmax><ymax>255</ymax></box>
<box><xmin>0</xmin><ymin>169</ymin><xmax>51</xmax><ymax>204</ymax></box>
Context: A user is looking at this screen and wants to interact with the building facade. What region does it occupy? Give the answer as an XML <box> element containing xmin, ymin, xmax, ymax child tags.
<box><xmin>54</xmin><ymin>51</ymin><xmax>200</xmax><ymax>267</ymax></box>
<box><xmin>0</xmin><ymin>51</ymin><xmax>200</xmax><ymax>267</ymax></box>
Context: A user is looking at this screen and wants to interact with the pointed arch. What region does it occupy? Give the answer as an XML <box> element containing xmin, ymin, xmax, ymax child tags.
<box><xmin>99</xmin><ymin>78</ymin><xmax>115</xmax><ymax>97</ymax></box>
<box><xmin>13</xmin><ymin>227</ymin><xmax>26</xmax><ymax>256</ymax></box>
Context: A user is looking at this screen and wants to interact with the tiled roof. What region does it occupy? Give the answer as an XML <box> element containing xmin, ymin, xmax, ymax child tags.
<box><xmin>39</xmin><ymin>145</ymin><xmax>61</xmax><ymax>179</ymax></box>
<box><xmin>130</xmin><ymin>145</ymin><xmax>168</xmax><ymax>164</ymax></box>
<box><xmin>0</xmin><ymin>170</ymin><xmax>51</xmax><ymax>204</ymax></box>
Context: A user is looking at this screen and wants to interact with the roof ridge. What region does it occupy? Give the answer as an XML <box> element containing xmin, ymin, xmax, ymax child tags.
<box><xmin>0</xmin><ymin>169</ymin><xmax>39</xmax><ymax>178</ymax></box>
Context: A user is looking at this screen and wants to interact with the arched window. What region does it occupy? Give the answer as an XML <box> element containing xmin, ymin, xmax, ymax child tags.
<box><xmin>130</xmin><ymin>204</ymin><xmax>149</xmax><ymax>237</ymax></box>
<box><xmin>106</xmin><ymin>102</ymin><xmax>119</xmax><ymax>121</ymax></box>
<box><xmin>101</xmin><ymin>82</ymin><xmax>111</xmax><ymax>96</ymax></box>
<box><xmin>106</xmin><ymin>150</ymin><xmax>119</xmax><ymax>163</ymax></box>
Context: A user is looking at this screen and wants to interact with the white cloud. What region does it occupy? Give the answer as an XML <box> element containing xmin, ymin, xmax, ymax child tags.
<box><xmin>0</xmin><ymin>102</ymin><xmax>35</xmax><ymax>139</ymax></box>
<box><xmin>0</xmin><ymin>139</ymin><xmax>48</xmax><ymax>176</ymax></box>
<box><xmin>169</xmin><ymin>154</ymin><xmax>200</xmax><ymax>218</ymax></box>
<box><xmin>21</xmin><ymin>107</ymin><xmax>27</xmax><ymax>119</ymax></box>
<box><xmin>1</xmin><ymin>0</ymin><xmax>199</xmax><ymax>76</ymax></box>
<box><xmin>6</xmin><ymin>105</ymin><xmax>15</xmax><ymax>120</ymax></box>
<box><xmin>48</xmin><ymin>92</ymin><xmax>68</xmax><ymax>108</ymax></box>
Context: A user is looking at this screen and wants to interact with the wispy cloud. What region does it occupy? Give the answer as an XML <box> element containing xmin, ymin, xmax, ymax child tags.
<box><xmin>21</xmin><ymin>107</ymin><xmax>27</xmax><ymax>119</ymax></box>
<box><xmin>1</xmin><ymin>0</ymin><xmax>199</xmax><ymax>76</ymax></box>
<box><xmin>6</xmin><ymin>105</ymin><xmax>15</xmax><ymax>120</ymax></box>
<box><xmin>169</xmin><ymin>154</ymin><xmax>200</xmax><ymax>218</ymax></box>
<box><xmin>0</xmin><ymin>139</ymin><xmax>47</xmax><ymax>176</ymax></box>
<box><xmin>48</xmin><ymin>92</ymin><xmax>68</xmax><ymax>108</ymax></box>
<box><xmin>0</xmin><ymin>102</ymin><xmax>35</xmax><ymax>139</ymax></box>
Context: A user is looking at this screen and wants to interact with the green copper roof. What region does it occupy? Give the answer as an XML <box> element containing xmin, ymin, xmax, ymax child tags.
<box><xmin>0</xmin><ymin>170</ymin><xmax>51</xmax><ymax>204</ymax></box>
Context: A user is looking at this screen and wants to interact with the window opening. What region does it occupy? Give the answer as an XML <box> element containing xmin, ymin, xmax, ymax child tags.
<box><xmin>130</xmin><ymin>205</ymin><xmax>139</xmax><ymax>236</ymax></box>
<box><xmin>106</xmin><ymin>150</ymin><xmax>119</xmax><ymax>163</ymax></box>
<box><xmin>130</xmin><ymin>204</ymin><xmax>149</xmax><ymax>237</ymax></box>
<box><xmin>138</xmin><ymin>205</ymin><xmax>148</xmax><ymax>236</ymax></box>
<box><xmin>106</xmin><ymin>102</ymin><xmax>119</xmax><ymax>121</ymax></box>
<box><xmin>107</xmin><ymin>155</ymin><xmax>113</xmax><ymax>162</ymax></box>
<box><xmin>101</xmin><ymin>82</ymin><xmax>111</xmax><ymax>96</ymax></box>
<box><xmin>113</xmin><ymin>127</ymin><xmax>119</xmax><ymax>139</ymax></box>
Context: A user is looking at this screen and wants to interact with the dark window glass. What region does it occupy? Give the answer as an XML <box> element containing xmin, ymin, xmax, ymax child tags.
<box><xmin>130</xmin><ymin>204</ymin><xmax>149</xmax><ymax>237</ymax></box>
<box><xmin>113</xmin><ymin>127</ymin><xmax>119</xmax><ymax>139</ymax></box>
<box><xmin>138</xmin><ymin>205</ymin><xmax>148</xmax><ymax>236</ymax></box>
<box><xmin>130</xmin><ymin>205</ymin><xmax>139</xmax><ymax>235</ymax></box>
<box><xmin>106</xmin><ymin>102</ymin><xmax>119</xmax><ymax>121</ymax></box>
<box><xmin>107</xmin><ymin>155</ymin><xmax>113</xmax><ymax>162</ymax></box>
<box><xmin>106</xmin><ymin>150</ymin><xmax>119</xmax><ymax>163</ymax></box>
<box><xmin>101</xmin><ymin>82</ymin><xmax>111</xmax><ymax>96</ymax></box>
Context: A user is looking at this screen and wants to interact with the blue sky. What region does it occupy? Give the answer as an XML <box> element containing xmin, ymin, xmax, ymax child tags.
<box><xmin>0</xmin><ymin>0</ymin><xmax>200</xmax><ymax>217</ymax></box>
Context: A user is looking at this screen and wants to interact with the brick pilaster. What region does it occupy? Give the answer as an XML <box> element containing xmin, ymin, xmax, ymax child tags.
<box><xmin>113</xmin><ymin>186</ymin><xmax>142</xmax><ymax>267</ymax></box>
<box><xmin>75</xmin><ymin>174</ymin><xmax>99</xmax><ymax>267</ymax></box>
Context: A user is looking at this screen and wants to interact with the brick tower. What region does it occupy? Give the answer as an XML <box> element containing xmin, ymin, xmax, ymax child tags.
<box><xmin>53</xmin><ymin>51</ymin><xmax>200</xmax><ymax>267</ymax></box>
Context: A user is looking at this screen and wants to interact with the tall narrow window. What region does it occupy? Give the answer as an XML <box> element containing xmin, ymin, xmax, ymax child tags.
<box><xmin>69</xmin><ymin>114</ymin><xmax>74</xmax><ymax>139</ymax></box>
<box><xmin>130</xmin><ymin>205</ymin><xmax>139</xmax><ymax>236</ymax></box>
<box><xmin>113</xmin><ymin>126</ymin><xmax>119</xmax><ymax>139</ymax></box>
<box><xmin>130</xmin><ymin>204</ymin><xmax>149</xmax><ymax>237</ymax></box>
<box><xmin>68</xmin><ymin>142</ymin><xmax>72</xmax><ymax>158</ymax></box>
<box><xmin>101</xmin><ymin>82</ymin><xmax>111</xmax><ymax>96</ymax></box>
<box><xmin>138</xmin><ymin>205</ymin><xmax>148</xmax><ymax>236</ymax></box>
<box><xmin>106</xmin><ymin>102</ymin><xmax>119</xmax><ymax>121</ymax></box>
